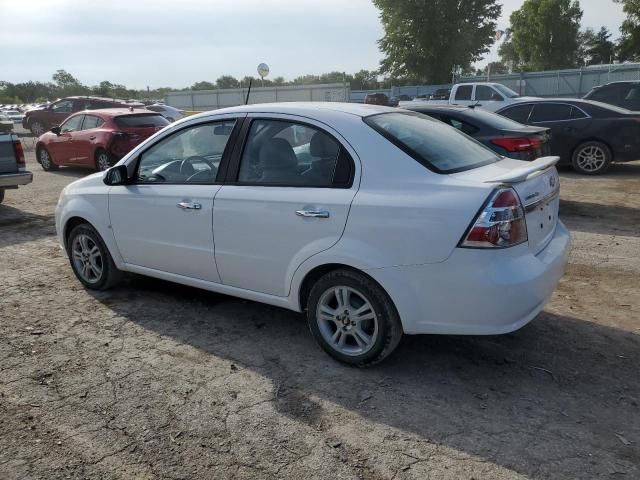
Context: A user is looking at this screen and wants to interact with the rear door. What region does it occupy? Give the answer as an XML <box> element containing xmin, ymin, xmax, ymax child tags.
<box><xmin>213</xmin><ymin>115</ymin><xmax>358</xmax><ymax>297</ymax></box>
<box><xmin>528</xmin><ymin>103</ymin><xmax>589</xmax><ymax>159</ymax></box>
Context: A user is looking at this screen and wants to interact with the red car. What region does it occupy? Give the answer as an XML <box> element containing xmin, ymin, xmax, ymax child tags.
<box><xmin>35</xmin><ymin>109</ymin><xmax>169</xmax><ymax>171</ymax></box>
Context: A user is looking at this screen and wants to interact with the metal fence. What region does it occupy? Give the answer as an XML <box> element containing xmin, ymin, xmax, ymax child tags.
<box><xmin>352</xmin><ymin>63</ymin><xmax>640</xmax><ymax>102</ymax></box>
<box><xmin>165</xmin><ymin>83</ymin><xmax>351</xmax><ymax>111</ymax></box>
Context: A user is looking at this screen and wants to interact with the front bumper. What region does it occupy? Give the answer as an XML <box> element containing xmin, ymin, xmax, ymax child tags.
<box><xmin>0</xmin><ymin>171</ymin><xmax>33</xmax><ymax>188</ymax></box>
<box><xmin>366</xmin><ymin>221</ymin><xmax>571</xmax><ymax>335</ymax></box>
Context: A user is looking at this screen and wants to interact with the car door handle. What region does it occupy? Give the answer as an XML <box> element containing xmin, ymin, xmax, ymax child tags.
<box><xmin>177</xmin><ymin>202</ymin><xmax>202</xmax><ymax>210</ymax></box>
<box><xmin>296</xmin><ymin>210</ymin><xmax>330</xmax><ymax>218</ymax></box>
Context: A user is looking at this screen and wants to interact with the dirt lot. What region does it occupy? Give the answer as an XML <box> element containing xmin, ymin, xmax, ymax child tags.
<box><xmin>1</xmin><ymin>147</ymin><xmax>639</xmax><ymax>479</ymax></box>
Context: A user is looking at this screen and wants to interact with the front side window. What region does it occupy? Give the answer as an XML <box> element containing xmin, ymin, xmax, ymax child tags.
<box><xmin>237</xmin><ymin>119</ymin><xmax>341</xmax><ymax>187</ymax></box>
<box><xmin>530</xmin><ymin>104</ymin><xmax>572</xmax><ymax>123</ymax></box>
<box><xmin>60</xmin><ymin>115</ymin><xmax>84</xmax><ymax>133</ymax></box>
<box><xmin>365</xmin><ymin>112</ymin><xmax>499</xmax><ymax>173</ymax></box>
<box><xmin>476</xmin><ymin>85</ymin><xmax>502</xmax><ymax>102</ymax></box>
<box><xmin>455</xmin><ymin>86</ymin><xmax>473</xmax><ymax>101</ymax></box>
<box><xmin>51</xmin><ymin>100</ymin><xmax>73</xmax><ymax>113</ymax></box>
<box><xmin>136</xmin><ymin>120</ymin><xmax>236</xmax><ymax>184</ymax></box>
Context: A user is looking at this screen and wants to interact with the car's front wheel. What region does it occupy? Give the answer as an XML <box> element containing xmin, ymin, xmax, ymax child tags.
<box><xmin>30</xmin><ymin>121</ymin><xmax>45</xmax><ymax>136</ymax></box>
<box><xmin>37</xmin><ymin>147</ymin><xmax>58</xmax><ymax>171</ymax></box>
<box><xmin>67</xmin><ymin>223</ymin><xmax>122</xmax><ymax>290</ymax></box>
<box><xmin>572</xmin><ymin>141</ymin><xmax>612</xmax><ymax>175</ymax></box>
<box><xmin>307</xmin><ymin>269</ymin><xmax>403</xmax><ymax>367</ymax></box>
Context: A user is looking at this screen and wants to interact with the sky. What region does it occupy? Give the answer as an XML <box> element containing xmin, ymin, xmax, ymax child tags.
<box><xmin>0</xmin><ymin>0</ymin><xmax>628</xmax><ymax>89</ymax></box>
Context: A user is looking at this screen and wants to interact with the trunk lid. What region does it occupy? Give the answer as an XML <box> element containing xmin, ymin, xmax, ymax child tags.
<box><xmin>453</xmin><ymin>156</ymin><xmax>561</xmax><ymax>254</ymax></box>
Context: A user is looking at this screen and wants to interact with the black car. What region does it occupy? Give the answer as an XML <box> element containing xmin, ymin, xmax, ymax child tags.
<box><xmin>584</xmin><ymin>81</ymin><xmax>640</xmax><ymax>111</ymax></box>
<box><xmin>497</xmin><ymin>99</ymin><xmax>640</xmax><ymax>175</ymax></box>
<box><xmin>403</xmin><ymin>104</ymin><xmax>551</xmax><ymax>161</ymax></box>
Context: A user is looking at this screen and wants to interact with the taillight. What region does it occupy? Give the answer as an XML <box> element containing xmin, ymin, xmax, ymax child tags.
<box><xmin>460</xmin><ymin>188</ymin><xmax>528</xmax><ymax>248</ymax></box>
<box><xmin>491</xmin><ymin>137</ymin><xmax>542</xmax><ymax>152</ymax></box>
<box><xmin>13</xmin><ymin>140</ymin><xmax>25</xmax><ymax>169</ymax></box>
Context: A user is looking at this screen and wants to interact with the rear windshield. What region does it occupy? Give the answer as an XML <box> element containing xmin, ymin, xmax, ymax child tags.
<box><xmin>464</xmin><ymin>108</ymin><xmax>528</xmax><ymax>129</ymax></box>
<box><xmin>364</xmin><ymin>111</ymin><xmax>499</xmax><ymax>173</ymax></box>
<box><xmin>114</xmin><ymin>114</ymin><xmax>169</xmax><ymax>128</ymax></box>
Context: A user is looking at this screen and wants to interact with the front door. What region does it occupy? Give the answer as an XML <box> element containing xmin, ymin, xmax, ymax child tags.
<box><xmin>48</xmin><ymin>115</ymin><xmax>84</xmax><ymax>165</ymax></box>
<box><xmin>213</xmin><ymin>116</ymin><xmax>358</xmax><ymax>297</ymax></box>
<box><xmin>109</xmin><ymin>117</ymin><xmax>240</xmax><ymax>282</ymax></box>
<box><xmin>73</xmin><ymin>114</ymin><xmax>105</xmax><ymax>165</ymax></box>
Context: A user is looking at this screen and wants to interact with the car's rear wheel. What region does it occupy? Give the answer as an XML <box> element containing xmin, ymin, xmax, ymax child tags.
<box><xmin>95</xmin><ymin>149</ymin><xmax>112</xmax><ymax>171</ymax></box>
<box><xmin>307</xmin><ymin>269</ymin><xmax>403</xmax><ymax>367</ymax></box>
<box><xmin>572</xmin><ymin>141</ymin><xmax>612</xmax><ymax>175</ymax></box>
<box><xmin>67</xmin><ymin>223</ymin><xmax>122</xmax><ymax>290</ymax></box>
<box><xmin>30</xmin><ymin>121</ymin><xmax>45</xmax><ymax>136</ymax></box>
<box><xmin>37</xmin><ymin>147</ymin><xmax>58</xmax><ymax>171</ymax></box>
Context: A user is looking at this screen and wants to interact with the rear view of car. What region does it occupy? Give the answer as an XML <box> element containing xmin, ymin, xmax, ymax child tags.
<box><xmin>364</xmin><ymin>93</ymin><xmax>390</xmax><ymax>106</ymax></box>
<box><xmin>109</xmin><ymin>112</ymin><xmax>169</xmax><ymax>159</ymax></box>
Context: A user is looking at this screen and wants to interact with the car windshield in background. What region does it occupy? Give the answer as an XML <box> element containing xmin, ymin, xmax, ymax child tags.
<box><xmin>364</xmin><ymin>112</ymin><xmax>499</xmax><ymax>173</ymax></box>
<box><xmin>465</xmin><ymin>108</ymin><xmax>529</xmax><ymax>129</ymax></box>
<box><xmin>114</xmin><ymin>114</ymin><xmax>169</xmax><ymax>128</ymax></box>
<box><xmin>494</xmin><ymin>84</ymin><xmax>520</xmax><ymax>98</ymax></box>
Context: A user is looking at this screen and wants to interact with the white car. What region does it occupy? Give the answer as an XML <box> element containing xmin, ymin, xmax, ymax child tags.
<box><xmin>55</xmin><ymin>103</ymin><xmax>571</xmax><ymax>366</ymax></box>
<box><xmin>1</xmin><ymin>109</ymin><xmax>25</xmax><ymax>123</ymax></box>
<box><xmin>145</xmin><ymin>104</ymin><xmax>186</xmax><ymax>122</ymax></box>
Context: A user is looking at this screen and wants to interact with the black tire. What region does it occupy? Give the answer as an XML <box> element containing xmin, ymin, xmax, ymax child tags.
<box><xmin>37</xmin><ymin>146</ymin><xmax>58</xmax><ymax>171</ymax></box>
<box><xmin>571</xmin><ymin>141</ymin><xmax>612</xmax><ymax>175</ymax></box>
<box><xmin>0</xmin><ymin>189</ymin><xmax>4</xmax><ymax>204</ymax></box>
<box><xmin>30</xmin><ymin>121</ymin><xmax>45</xmax><ymax>137</ymax></box>
<box><xmin>66</xmin><ymin>223</ymin><xmax>123</xmax><ymax>290</ymax></box>
<box><xmin>306</xmin><ymin>269</ymin><xmax>403</xmax><ymax>367</ymax></box>
<box><xmin>95</xmin><ymin>149</ymin><xmax>112</xmax><ymax>171</ymax></box>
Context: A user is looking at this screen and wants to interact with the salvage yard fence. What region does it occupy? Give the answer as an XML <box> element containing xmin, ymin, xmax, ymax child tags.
<box><xmin>165</xmin><ymin>83</ymin><xmax>351</xmax><ymax>111</ymax></box>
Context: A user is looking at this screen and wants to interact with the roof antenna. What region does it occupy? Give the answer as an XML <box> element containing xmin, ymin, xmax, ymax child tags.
<box><xmin>245</xmin><ymin>79</ymin><xmax>253</xmax><ymax>105</ymax></box>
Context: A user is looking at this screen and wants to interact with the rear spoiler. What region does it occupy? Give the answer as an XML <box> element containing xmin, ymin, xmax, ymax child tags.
<box><xmin>485</xmin><ymin>156</ymin><xmax>560</xmax><ymax>184</ymax></box>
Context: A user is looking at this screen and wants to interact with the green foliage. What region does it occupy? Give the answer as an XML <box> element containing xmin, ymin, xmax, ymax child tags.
<box><xmin>215</xmin><ymin>75</ymin><xmax>240</xmax><ymax>89</ymax></box>
<box><xmin>615</xmin><ymin>0</ymin><xmax>640</xmax><ymax>61</ymax></box>
<box><xmin>500</xmin><ymin>0</ymin><xmax>583</xmax><ymax>71</ymax></box>
<box><xmin>373</xmin><ymin>0</ymin><xmax>501</xmax><ymax>84</ymax></box>
<box><xmin>579</xmin><ymin>27</ymin><xmax>616</xmax><ymax>65</ymax></box>
<box><xmin>190</xmin><ymin>81</ymin><xmax>216</xmax><ymax>90</ymax></box>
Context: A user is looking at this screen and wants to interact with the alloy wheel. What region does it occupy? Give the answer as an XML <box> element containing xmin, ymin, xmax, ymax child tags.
<box><xmin>576</xmin><ymin>145</ymin><xmax>606</xmax><ymax>173</ymax></box>
<box><xmin>316</xmin><ymin>286</ymin><xmax>379</xmax><ymax>356</ymax></box>
<box><xmin>39</xmin><ymin>149</ymin><xmax>51</xmax><ymax>169</ymax></box>
<box><xmin>96</xmin><ymin>152</ymin><xmax>111</xmax><ymax>171</ymax></box>
<box><xmin>31</xmin><ymin>122</ymin><xmax>44</xmax><ymax>136</ymax></box>
<box><xmin>71</xmin><ymin>234</ymin><xmax>103</xmax><ymax>284</ymax></box>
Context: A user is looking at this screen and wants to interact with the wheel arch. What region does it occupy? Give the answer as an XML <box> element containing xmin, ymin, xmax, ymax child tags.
<box><xmin>63</xmin><ymin>216</ymin><xmax>98</xmax><ymax>250</ymax></box>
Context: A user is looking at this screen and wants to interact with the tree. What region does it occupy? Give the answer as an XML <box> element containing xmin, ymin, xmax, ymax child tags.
<box><xmin>579</xmin><ymin>27</ymin><xmax>616</xmax><ymax>65</ymax></box>
<box><xmin>191</xmin><ymin>81</ymin><xmax>216</xmax><ymax>90</ymax></box>
<box><xmin>215</xmin><ymin>75</ymin><xmax>240</xmax><ymax>89</ymax></box>
<box><xmin>499</xmin><ymin>0</ymin><xmax>583</xmax><ymax>71</ymax></box>
<box><xmin>373</xmin><ymin>0</ymin><xmax>501</xmax><ymax>84</ymax></box>
<box><xmin>615</xmin><ymin>0</ymin><xmax>640</xmax><ymax>61</ymax></box>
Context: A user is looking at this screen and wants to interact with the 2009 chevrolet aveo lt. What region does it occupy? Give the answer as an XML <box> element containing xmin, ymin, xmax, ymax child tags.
<box><xmin>55</xmin><ymin>103</ymin><xmax>571</xmax><ymax>366</ymax></box>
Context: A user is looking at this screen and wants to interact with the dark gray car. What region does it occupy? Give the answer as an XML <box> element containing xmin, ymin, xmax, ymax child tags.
<box><xmin>402</xmin><ymin>104</ymin><xmax>551</xmax><ymax>161</ymax></box>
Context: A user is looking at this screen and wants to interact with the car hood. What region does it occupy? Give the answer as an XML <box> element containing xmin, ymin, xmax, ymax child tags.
<box><xmin>65</xmin><ymin>171</ymin><xmax>106</xmax><ymax>194</ymax></box>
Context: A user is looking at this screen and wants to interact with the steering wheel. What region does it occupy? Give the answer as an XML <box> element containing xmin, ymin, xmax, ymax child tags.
<box><xmin>179</xmin><ymin>156</ymin><xmax>215</xmax><ymax>176</ymax></box>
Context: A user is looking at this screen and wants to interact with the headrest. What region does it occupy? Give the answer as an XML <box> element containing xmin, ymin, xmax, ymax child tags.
<box><xmin>259</xmin><ymin>138</ymin><xmax>298</xmax><ymax>169</ymax></box>
<box><xmin>310</xmin><ymin>132</ymin><xmax>339</xmax><ymax>158</ymax></box>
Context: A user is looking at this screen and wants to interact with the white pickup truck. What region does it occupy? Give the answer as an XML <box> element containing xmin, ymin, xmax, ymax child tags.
<box><xmin>0</xmin><ymin>132</ymin><xmax>32</xmax><ymax>204</ymax></box>
<box><xmin>400</xmin><ymin>82</ymin><xmax>540</xmax><ymax>112</ymax></box>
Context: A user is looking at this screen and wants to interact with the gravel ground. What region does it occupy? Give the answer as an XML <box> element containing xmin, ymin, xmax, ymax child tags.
<box><xmin>1</xmin><ymin>147</ymin><xmax>639</xmax><ymax>479</ymax></box>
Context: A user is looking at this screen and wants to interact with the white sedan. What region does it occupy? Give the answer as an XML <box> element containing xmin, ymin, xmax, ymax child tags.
<box><xmin>55</xmin><ymin>103</ymin><xmax>571</xmax><ymax>366</ymax></box>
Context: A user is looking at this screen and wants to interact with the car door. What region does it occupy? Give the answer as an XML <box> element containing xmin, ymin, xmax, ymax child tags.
<box><xmin>474</xmin><ymin>85</ymin><xmax>505</xmax><ymax>112</ymax></box>
<box><xmin>451</xmin><ymin>85</ymin><xmax>473</xmax><ymax>107</ymax></box>
<box><xmin>213</xmin><ymin>115</ymin><xmax>359</xmax><ymax>297</ymax></box>
<box><xmin>528</xmin><ymin>103</ymin><xmax>580</xmax><ymax>158</ymax></box>
<box><xmin>108</xmin><ymin>116</ymin><xmax>242</xmax><ymax>282</ymax></box>
<box><xmin>47</xmin><ymin>115</ymin><xmax>84</xmax><ymax>165</ymax></box>
<box><xmin>73</xmin><ymin>114</ymin><xmax>104</xmax><ymax>165</ymax></box>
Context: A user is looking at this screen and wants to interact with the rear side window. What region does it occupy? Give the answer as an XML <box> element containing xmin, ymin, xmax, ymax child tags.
<box><xmin>439</xmin><ymin>115</ymin><xmax>479</xmax><ymax>135</ymax></box>
<box><xmin>114</xmin><ymin>114</ymin><xmax>169</xmax><ymax>128</ymax></box>
<box><xmin>454</xmin><ymin>86</ymin><xmax>473</xmax><ymax>101</ymax></box>
<box><xmin>571</xmin><ymin>107</ymin><xmax>588</xmax><ymax>119</ymax></box>
<box><xmin>530</xmin><ymin>104</ymin><xmax>572</xmax><ymax>122</ymax></box>
<box><xmin>365</xmin><ymin>112</ymin><xmax>499</xmax><ymax>174</ymax></box>
<box><xmin>82</xmin><ymin>115</ymin><xmax>104</xmax><ymax>130</ymax></box>
<box><xmin>500</xmin><ymin>104</ymin><xmax>533</xmax><ymax>123</ymax></box>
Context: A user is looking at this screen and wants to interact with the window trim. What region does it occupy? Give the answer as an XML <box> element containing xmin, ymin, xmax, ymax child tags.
<box><xmin>130</xmin><ymin>118</ymin><xmax>243</xmax><ymax>186</ymax></box>
<box><xmin>81</xmin><ymin>114</ymin><xmax>104</xmax><ymax>131</ymax></box>
<box><xmin>60</xmin><ymin>114</ymin><xmax>85</xmax><ymax>133</ymax></box>
<box><xmin>527</xmin><ymin>102</ymin><xmax>592</xmax><ymax>124</ymax></box>
<box><xmin>223</xmin><ymin>117</ymin><xmax>355</xmax><ymax>189</ymax></box>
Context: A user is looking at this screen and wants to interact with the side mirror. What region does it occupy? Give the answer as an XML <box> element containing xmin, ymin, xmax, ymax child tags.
<box><xmin>50</xmin><ymin>126</ymin><xmax>61</xmax><ymax>136</ymax></box>
<box><xmin>103</xmin><ymin>164</ymin><xmax>129</xmax><ymax>186</ymax></box>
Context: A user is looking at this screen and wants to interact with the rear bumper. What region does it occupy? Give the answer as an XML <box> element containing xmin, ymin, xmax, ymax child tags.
<box><xmin>366</xmin><ymin>221</ymin><xmax>571</xmax><ymax>335</ymax></box>
<box><xmin>0</xmin><ymin>171</ymin><xmax>33</xmax><ymax>188</ymax></box>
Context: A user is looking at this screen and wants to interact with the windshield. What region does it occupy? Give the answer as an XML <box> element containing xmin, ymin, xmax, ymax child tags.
<box><xmin>493</xmin><ymin>84</ymin><xmax>520</xmax><ymax>98</ymax></box>
<box><xmin>364</xmin><ymin>111</ymin><xmax>499</xmax><ymax>173</ymax></box>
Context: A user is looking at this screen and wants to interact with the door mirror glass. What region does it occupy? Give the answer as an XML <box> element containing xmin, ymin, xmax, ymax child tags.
<box><xmin>50</xmin><ymin>125</ymin><xmax>61</xmax><ymax>135</ymax></box>
<box><xmin>103</xmin><ymin>165</ymin><xmax>129</xmax><ymax>186</ymax></box>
